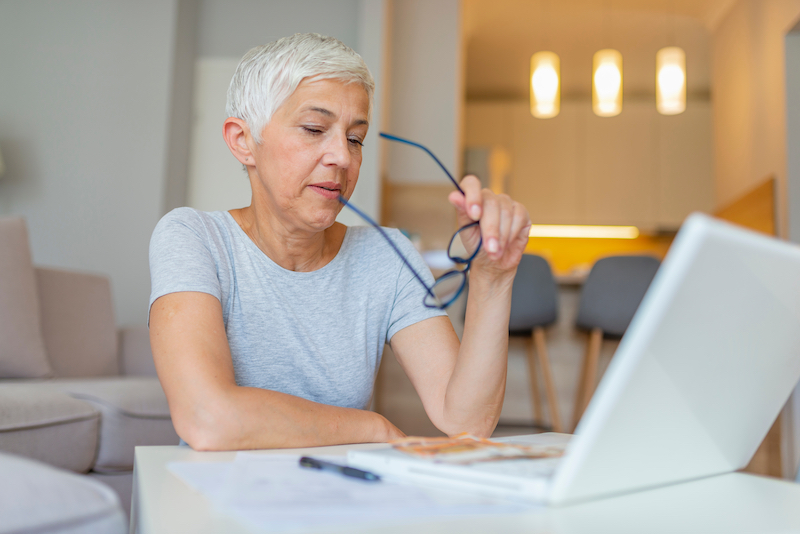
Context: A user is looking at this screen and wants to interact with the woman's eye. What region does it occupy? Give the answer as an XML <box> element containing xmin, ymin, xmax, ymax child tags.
<box><xmin>303</xmin><ymin>127</ymin><xmax>323</xmax><ymax>135</ymax></box>
<box><xmin>348</xmin><ymin>137</ymin><xmax>364</xmax><ymax>147</ymax></box>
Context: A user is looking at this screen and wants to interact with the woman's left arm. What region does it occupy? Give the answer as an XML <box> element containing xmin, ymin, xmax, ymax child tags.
<box><xmin>389</xmin><ymin>175</ymin><xmax>531</xmax><ymax>437</ymax></box>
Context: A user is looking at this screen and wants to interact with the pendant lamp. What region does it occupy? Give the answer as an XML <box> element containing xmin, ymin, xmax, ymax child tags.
<box><xmin>530</xmin><ymin>51</ymin><xmax>560</xmax><ymax>118</ymax></box>
<box><xmin>592</xmin><ymin>49</ymin><xmax>622</xmax><ymax>117</ymax></box>
<box><xmin>656</xmin><ymin>46</ymin><xmax>686</xmax><ymax>115</ymax></box>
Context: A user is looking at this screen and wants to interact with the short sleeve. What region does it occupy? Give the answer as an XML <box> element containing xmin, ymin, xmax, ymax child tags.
<box><xmin>385</xmin><ymin>229</ymin><xmax>448</xmax><ymax>341</ymax></box>
<box><xmin>148</xmin><ymin>208</ymin><xmax>223</xmax><ymax>321</ymax></box>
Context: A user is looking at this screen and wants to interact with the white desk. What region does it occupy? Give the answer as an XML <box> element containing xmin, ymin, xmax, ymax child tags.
<box><xmin>132</xmin><ymin>441</ymin><xmax>800</xmax><ymax>534</ymax></box>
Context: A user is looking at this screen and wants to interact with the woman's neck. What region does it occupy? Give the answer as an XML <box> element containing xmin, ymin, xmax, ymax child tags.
<box><xmin>229</xmin><ymin>205</ymin><xmax>346</xmax><ymax>272</ymax></box>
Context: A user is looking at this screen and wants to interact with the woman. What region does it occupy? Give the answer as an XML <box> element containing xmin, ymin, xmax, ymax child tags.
<box><xmin>149</xmin><ymin>33</ymin><xmax>531</xmax><ymax>451</ymax></box>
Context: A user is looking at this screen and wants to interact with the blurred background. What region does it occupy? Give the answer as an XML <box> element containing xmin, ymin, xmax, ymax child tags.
<box><xmin>1</xmin><ymin>0</ymin><xmax>800</xmax><ymax>476</ymax></box>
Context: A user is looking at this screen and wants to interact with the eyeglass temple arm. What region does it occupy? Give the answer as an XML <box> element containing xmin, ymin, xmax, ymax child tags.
<box><xmin>378</xmin><ymin>132</ymin><xmax>464</xmax><ymax>194</ymax></box>
<box><xmin>337</xmin><ymin>195</ymin><xmax>437</xmax><ymax>299</ymax></box>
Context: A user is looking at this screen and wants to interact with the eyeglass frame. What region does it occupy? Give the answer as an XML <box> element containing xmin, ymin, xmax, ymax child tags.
<box><xmin>337</xmin><ymin>132</ymin><xmax>482</xmax><ymax>309</ymax></box>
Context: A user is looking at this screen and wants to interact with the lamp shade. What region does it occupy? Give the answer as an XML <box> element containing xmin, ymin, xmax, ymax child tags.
<box><xmin>656</xmin><ymin>46</ymin><xmax>686</xmax><ymax>115</ymax></box>
<box><xmin>592</xmin><ymin>49</ymin><xmax>623</xmax><ymax>117</ymax></box>
<box><xmin>530</xmin><ymin>51</ymin><xmax>560</xmax><ymax>119</ymax></box>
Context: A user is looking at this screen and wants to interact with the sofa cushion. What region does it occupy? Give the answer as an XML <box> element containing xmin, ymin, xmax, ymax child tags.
<box><xmin>0</xmin><ymin>451</ymin><xmax>126</xmax><ymax>534</ymax></box>
<box><xmin>36</xmin><ymin>267</ymin><xmax>119</xmax><ymax>377</ymax></box>
<box><xmin>48</xmin><ymin>377</ymin><xmax>179</xmax><ymax>472</ymax></box>
<box><xmin>0</xmin><ymin>217</ymin><xmax>52</xmax><ymax>378</ymax></box>
<box><xmin>0</xmin><ymin>386</ymin><xmax>99</xmax><ymax>473</ymax></box>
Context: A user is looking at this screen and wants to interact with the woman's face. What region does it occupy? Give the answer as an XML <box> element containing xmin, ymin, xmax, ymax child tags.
<box><xmin>247</xmin><ymin>78</ymin><xmax>370</xmax><ymax>233</ymax></box>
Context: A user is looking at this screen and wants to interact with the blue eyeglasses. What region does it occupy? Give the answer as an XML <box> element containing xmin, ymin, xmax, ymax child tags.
<box><xmin>338</xmin><ymin>132</ymin><xmax>482</xmax><ymax>309</ymax></box>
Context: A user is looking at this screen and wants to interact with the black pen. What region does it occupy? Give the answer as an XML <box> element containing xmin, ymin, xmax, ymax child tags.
<box><xmin>299</xmin><ymin>456</ymin><xmax>381</xmax><ymax>482</ymax></box>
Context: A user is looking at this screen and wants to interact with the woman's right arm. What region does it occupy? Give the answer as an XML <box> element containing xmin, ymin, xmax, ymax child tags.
<box><xmin>150</xmin><ymin>290</ymin><xmax>404</xmax><ymax>450</ymax></box>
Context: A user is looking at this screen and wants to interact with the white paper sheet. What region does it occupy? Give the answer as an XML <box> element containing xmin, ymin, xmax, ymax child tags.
<box><xmin>168</xmin><ymin>453</ymin><xmax>536</xmax><ymax>533</ymax></box>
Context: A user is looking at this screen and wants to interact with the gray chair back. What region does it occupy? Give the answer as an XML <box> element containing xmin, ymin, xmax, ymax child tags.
<box><xmin>509</xmin><ymin>254</ymin><xmax>558</xmax><ymax>334</ymax></box>
<box><xmin>575</xmin><ymin>255</ymin><xmax>661</xmax><ymax>337</ymax></box>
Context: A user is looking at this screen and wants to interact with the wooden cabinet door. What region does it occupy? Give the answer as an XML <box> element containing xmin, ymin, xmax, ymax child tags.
<box><xmin>511</xmin><ymin>101</ymin><xmax>583</xmax><ymax>224</ymax></box>
<box><xmin>583</xmin><ymin>101</ymin><xmax>658</xmax><ymax>227</ymax></box>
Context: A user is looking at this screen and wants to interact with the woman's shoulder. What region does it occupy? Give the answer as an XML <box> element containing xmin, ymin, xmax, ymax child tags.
<box><xmin>153</xmin><ymin>207</ymin><xmax>232</xmax><ymax>237</ymax></box>
<box><xmin>156</xmin><ymin>206</ymin><xmax>227</xmax><ymax>227</ymax></box>
<box><xmin>150</xmin><ymin>208</ymin><xmax>241</xmax><ymax>259</ymax></box>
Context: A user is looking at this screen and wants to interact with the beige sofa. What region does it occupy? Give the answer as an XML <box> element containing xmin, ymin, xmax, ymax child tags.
<box><xmin>0</xmin><ymin>216</ymin><xmax>179</xmax><ymax>519</ymax></box>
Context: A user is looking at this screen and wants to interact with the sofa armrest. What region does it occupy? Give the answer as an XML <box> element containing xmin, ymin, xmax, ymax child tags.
<box><xmin>118</xmin><ymin>326</ymin><xmax>157</xmax><ymax>377</ymax></box>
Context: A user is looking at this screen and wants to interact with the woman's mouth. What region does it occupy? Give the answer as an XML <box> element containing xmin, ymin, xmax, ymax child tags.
<box><xmin>309</xmin><ymin>183</ymin><xmax>341</xmax><ymax>199</ymax></box>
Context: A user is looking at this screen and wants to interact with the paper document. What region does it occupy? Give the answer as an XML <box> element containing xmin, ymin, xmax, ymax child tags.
<box><xmin>391</xmin><ymin>433</ymin><xmax>565</xmax><ymax>464</ymax></box>
<box><xmin>168</xmin><ymin>452</ymin><xmax>536</xmax><ymax>532</ymax></box>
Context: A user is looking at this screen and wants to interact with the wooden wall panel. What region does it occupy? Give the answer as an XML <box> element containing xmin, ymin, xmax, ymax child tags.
<box><xmin>657</xmin><ymin>101</ymin><xmax>716</xmax><ymax>227</ymax></box>
<box><xmin>380</xmin><ymin>181</ymin><xmax>457</xmax><ymax>251</ymax></box>
<box><xmin>511</xmin><ymin>102</ymin><xmax>582</xmax><ymax>224</ymax></box>
<box><xmin>714</xmin><ymin>177</ymin><xmax>776</xmax><ymax>236</ymax></box>
<box><xmin>583</xmin><ymin>102</ymin><xmax>657</xmax><ymax>227</ymax></box>
<box><xmin>464</xmin><ymin>101</ymin><xmax>513</xmax><ymax>147</ymax></box>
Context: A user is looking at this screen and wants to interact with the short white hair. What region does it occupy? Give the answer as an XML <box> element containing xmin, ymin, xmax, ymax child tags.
<box><xmin>226</xmin><ymin>33</ymin><xmax>374</xmax><ymax>144</ymax></box>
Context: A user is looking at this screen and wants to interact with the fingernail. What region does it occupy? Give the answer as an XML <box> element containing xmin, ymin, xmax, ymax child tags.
<box><xmin>470</xmin><ymin>205</ymin><xmax>481</xmax><ymax>220</ymax></box>
<box><xmin>487</xmin><ymin>238</ymin><xmax>498</xmax><ymax>253</ymax></box>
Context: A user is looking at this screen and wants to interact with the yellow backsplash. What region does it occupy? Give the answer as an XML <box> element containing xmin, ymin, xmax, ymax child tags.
<box><xmin>524</xmin><ymin>234</ymin><xmax>674</xmax><ymax>278</ymax></box>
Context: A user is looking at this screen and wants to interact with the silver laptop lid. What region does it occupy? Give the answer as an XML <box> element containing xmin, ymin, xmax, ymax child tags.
<box><xmin>549</xmin><ymin>213</ymin><xmax>800</xmax><ymax>505</ymax></box>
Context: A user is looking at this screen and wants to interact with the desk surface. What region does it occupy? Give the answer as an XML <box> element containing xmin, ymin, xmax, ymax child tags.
<box><xmin>132</xmin><ymin>440</ymin><xmax>800</xmax><ymax>534</ymax></box>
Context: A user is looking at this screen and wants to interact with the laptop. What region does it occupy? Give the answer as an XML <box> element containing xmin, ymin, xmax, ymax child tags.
<box><xmin>348</xmin><ymin>213</ymin><xmax>800</xmax><ymax>506</ymax></box>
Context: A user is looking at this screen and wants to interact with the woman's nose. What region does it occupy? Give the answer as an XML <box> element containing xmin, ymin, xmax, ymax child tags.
<box><xmin>322</xmin><ymin>134</ymin><xmax>351</xmax><ymax>168</ymax></box>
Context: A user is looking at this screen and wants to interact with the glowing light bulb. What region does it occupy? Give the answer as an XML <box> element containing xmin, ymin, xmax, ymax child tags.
<box><xmin>656</xmin><ymin>47</ymin><xmax>686</xmax><ymax>115</ymax></box>
<box><xmin>592</xmin><ymin>49</ymin><xmax>623</xmax><ymax>117</ymax></box>
<box><xmin>530</xmin><ymin>51</ymin><xmax>560</xmax><ymax>118</ymax></box>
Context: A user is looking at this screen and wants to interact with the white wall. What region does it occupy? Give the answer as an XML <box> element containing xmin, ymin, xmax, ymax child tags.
<box><xmin>196</xmin><ymin>0</ymin><xmax>359</xmax><ymax>57</ymax></box>
<box><xmin>0</xmin><ymin>0</ymin><xmax>184</xmax><ymax>327</ymax></box>
<box><xmin>343</xmin><ymin>0</ymin><xmax>391</xmax><ymax>227</ymax></box>
<box><xmin>788</xmin><ymin>29</ymin><xmax>800</xmax><ymax>244</ymax></box>
<box><xmin>187</xmin><ymin>58</ymin><xmax>248</xmax><ymax>212</ymax></box>
<box><xmin>385</xmin><ymin>0</ymin><xmax>463</xmax><ymax>185</ymax></box>
<box><xmin>785</xmin><ymin>27</ymin><xmax>800</xmax><ymax>481</ymax></box>
<box><xmin>712</xmin><ymin>0</ymin><xmax>800</xmax><ymax>235</ymax></box>
<box><xmin>163</xmin><ymin>0</ymin><xmax>199</xmax><ymax>214</ymax></box>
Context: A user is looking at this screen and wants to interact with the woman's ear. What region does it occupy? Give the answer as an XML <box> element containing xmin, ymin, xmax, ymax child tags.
<box><xmin>222</xmin><ymin>118</ymin><xmax>254</xmax><ymax>166</ymax></box>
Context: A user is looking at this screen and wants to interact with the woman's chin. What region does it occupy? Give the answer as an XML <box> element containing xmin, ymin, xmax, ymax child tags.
<box><xmin>306</xmin><ymin>211</ymin><xmax>339</xmax><ymax>232</ymax></box>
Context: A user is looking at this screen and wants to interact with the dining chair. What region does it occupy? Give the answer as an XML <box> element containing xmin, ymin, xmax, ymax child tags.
<box><xmin>509</xmin><ymin>254</ymin><xmax>563</xmax><ymax>432</ymax></box>
<box><xmin>572</xmin><ymin>255</ymin><xmax>661</xmax><ymax>429</ymax></box>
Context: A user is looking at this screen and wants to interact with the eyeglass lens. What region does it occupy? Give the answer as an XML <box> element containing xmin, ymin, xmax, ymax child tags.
<box><xmin>447</xmin><ymin>222</ymin><xmax>481</xmax><ymax>263</ymax></box>
<box><xmin>425</xmin><ymin>271</ymin><xmax>466</xmax><ymax>309</ymax></box>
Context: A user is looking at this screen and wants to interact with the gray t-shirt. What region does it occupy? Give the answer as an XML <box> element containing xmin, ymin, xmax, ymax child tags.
<box><xmin>149</xmin><ymin>207</ymin><xmax>445</xmax><ymax>410</ymax></box>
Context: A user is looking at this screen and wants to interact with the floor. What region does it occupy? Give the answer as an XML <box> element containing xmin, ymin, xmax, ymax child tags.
<box><xmin>374</xmin><ymin>284</ymin><xmax>620</xmax><ymax>438</ymax></box>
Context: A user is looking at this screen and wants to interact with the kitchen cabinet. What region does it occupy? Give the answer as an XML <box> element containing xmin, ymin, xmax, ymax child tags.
<box><xmin>465</xmin><ymin>99</ymin><xmax>714</xmax><ymax>230</ymax></box>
